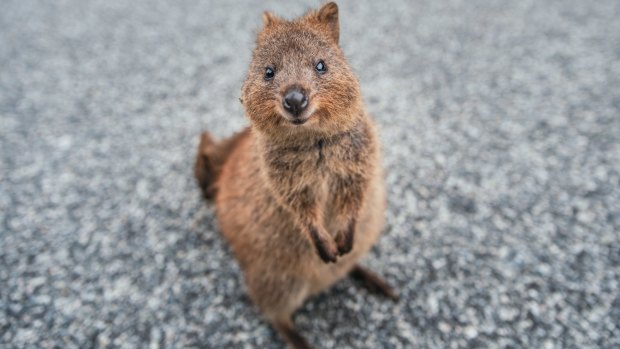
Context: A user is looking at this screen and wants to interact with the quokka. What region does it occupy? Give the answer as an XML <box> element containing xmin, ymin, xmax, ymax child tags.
<box><xmin>194</xmin><ymin>3</ymin><xmax>396</xmax><ymax>348</ymax></box>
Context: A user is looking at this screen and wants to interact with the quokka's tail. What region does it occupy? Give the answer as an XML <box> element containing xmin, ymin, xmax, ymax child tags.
<box><xmin>194</xmin><ymin>128</ymin><xmax>250</xmax><ymax>201</ymax></box>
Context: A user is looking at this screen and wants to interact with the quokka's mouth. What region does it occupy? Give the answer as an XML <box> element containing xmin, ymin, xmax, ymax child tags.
<box><xmin>290</xmin><ymin>119</ymin><xmax>308</xmax><ymax>125</ymax></box>
<box><xmin>280</xmin><ymin>106</ymin><xmax>315</xmax><ymax>126</ymax></box>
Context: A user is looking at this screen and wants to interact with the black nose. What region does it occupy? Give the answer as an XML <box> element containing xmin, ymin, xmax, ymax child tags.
<box><xmin>282</xmin><ymin>88</ymin><xmax>308</xmax><ymax>117</ymax></box>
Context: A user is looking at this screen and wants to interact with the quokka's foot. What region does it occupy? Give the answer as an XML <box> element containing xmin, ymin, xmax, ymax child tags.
<box><xmin>349</xmin><ymin>265</ymin><xmax>399</xmax><ymax>302</ymax></box>
<box><xmin>274</xmin><ymin>319</ymin><xmax>314</xmax><ymax>349</ymax></box>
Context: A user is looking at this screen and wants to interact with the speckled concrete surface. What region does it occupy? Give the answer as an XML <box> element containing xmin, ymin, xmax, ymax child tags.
<box><xmin>1</xmin><ymin>0</ymin><xmax>620</xmax><ymax>348</ymax></box>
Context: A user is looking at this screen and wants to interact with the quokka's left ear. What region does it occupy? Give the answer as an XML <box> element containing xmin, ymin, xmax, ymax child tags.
<box><xmin>262</xmin><ymin>10</ymin><xmax>282</xmax><ymax>27</ymax></box>
<box><xmin>316</xmin><ymin>2</ymin><xmax>339</xmax><ymax>44</ymax></box>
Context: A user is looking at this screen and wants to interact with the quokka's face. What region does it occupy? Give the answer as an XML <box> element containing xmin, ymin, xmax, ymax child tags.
<box><xmin>242</xmin><ymin>3</ymin><xmax>361</xmax><ymax>136</ymax></box>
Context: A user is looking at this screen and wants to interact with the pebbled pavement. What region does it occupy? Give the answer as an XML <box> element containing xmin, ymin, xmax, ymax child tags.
<box><xmin>1</xmin><ymin>0</ymin><xmax>620</xmax><ymax>348</ymax></box>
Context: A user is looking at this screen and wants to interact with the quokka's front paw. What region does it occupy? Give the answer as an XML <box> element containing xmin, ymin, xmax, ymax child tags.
<box><xmin>335</xmin><ymin>230</ymin><xmax>353</xmax><ymax>256</ymax></box>
<box><xmin>335</xmin><ymin>220</ymin><xmax>355</xmax><ymax>256</ymax></box>
<box><xmin>308</xmin><ymin>226</ymin><xmax>339</xmax><ymax>263</ymax></box>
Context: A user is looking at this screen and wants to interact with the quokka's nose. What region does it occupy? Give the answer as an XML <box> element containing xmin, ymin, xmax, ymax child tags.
<box><xmin>282</xmin><ymin>88</ymin><xmax>308</xmax><ymax>117</ymax></box>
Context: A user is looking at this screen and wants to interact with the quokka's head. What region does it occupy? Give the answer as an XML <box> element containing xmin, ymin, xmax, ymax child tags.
<box><xmin>241</xmin><ymin>2</ymin><xmax>362</xmax><ymax>137</ymax></box>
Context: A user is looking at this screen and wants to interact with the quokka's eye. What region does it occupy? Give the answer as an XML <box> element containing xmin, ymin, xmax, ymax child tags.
<box><xmin>315</xmin><ymin>60</ymin><xmax>327</xmax><ymax>74</ymax></box>
<box><xmin>264</xmin><ymin>67</ymin><xmax>275</xmax><ymax>80</ymax></box>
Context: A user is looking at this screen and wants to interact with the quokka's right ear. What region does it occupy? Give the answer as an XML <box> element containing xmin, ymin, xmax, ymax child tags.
<box><xmin>262</xmin><ymin>11</ymin><xmax>281</xmax><ymax>27</ymax></box>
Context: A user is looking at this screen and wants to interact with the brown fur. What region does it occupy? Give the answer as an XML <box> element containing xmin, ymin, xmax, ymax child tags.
<box><xmin>194</xmin><ymin>3</ymin><xmax>396</xmax><ymax>348</ymax></box>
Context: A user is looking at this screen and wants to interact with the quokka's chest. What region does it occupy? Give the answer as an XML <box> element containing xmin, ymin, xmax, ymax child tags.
<box><xmin>264</xmin><ymin>152</ymin><xmax>365</xmax><ymax>194</ymax></box>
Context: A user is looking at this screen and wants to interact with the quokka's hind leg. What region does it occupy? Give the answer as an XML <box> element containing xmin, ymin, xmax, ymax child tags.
<box><xmin>273</xmin><ymin>318</ymin><xmax>314</xmax><ymax>349</ymax></box>
<box><xmin>349</xmin><ymin>265</ymin><xmax>399</xmax><ymax>302</ymax></box>
<box><xmin>194</xmin><ymin>131</ymin><xmax>218</xmax><ymax>200</ymax></box>
<box><xmin>193</xmin><ymin>128</ymin><xmax>250</xmax><ymax>201</ymax></box>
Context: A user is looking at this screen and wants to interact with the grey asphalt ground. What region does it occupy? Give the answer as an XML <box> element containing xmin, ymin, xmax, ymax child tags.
<box><xmin>1</xmin><ymin>0</ymin><xmax>620</xmax><ymax>348</ymax></box>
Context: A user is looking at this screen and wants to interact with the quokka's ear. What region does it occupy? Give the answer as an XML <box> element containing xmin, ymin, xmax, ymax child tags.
<box><xmin>317</xmin><ymin>2</ymin><xmax>339</xmax><ymax>44</ymax></box>
<box><xmin>262</xmin><ymin>11</ymin><xmax>281</xmax><ymax>27</ymax></box>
